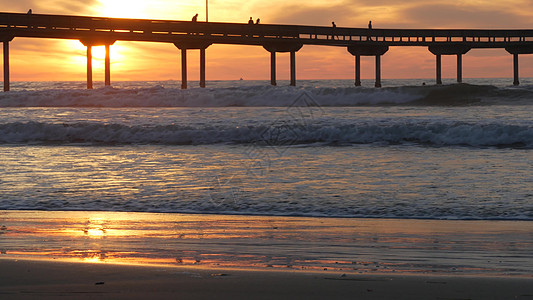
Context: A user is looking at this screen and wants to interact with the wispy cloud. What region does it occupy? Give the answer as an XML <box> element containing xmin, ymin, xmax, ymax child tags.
<box><xmin>398</xmin><ymin>3</ymin><xmax>533</xmax><ymax>28</ymax></box>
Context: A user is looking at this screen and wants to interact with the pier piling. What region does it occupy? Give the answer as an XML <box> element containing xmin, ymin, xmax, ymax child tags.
<box><xmin>200</xmin><ymin>48</ymin><xmax>206</xmax><ymax>88</ymax></box>
<box><xmin>375</xmin><ymin>55</ymin><xmax>382</xmax><ymax>88</ymax></box>
<box><xmin>181</xmin><ymin>48</ymin><xmax>187</xmax><ymax>89</ymax></box>
<box><xmin>104</xmin><ymin>44</ymin><xmax>111</xmax><ymax>86</ymax></box>
<box><xmin>173</xmin><ymin>42</ymin><xmax>212</xmax><ymax>89</ymax></box>
<box><xmin>290</xmin><ymin>51</ymin><xmax>296</xmax><ymax>86</ymax></box>
<box><xmin>505</xmin><ymin>45</ymin><xmax>533</xmax><ymax>86</ymax></box>
<box><xmin>263</xmin><ymin>42</ymin><xmax>302</xmax><ymax>86</ymax></box>
<box><xmin>86</xmin><ymin>45</ymin><xmax>92</xmax><ymax>89</ymax></box>
<box><xmin>270</xmin><ymin>51</ymin><xmax>276</xmax><ymax>86</ymax></box>
<box><xmin>3</xmin><ymin>41</ymin><xmax>9</xmax><ymax>92</ymax></box>
<box><xmin>436</xmin><ymin>54</ymin><xmax>442</xmax><ymax>85</ymax></box>
<box><xmin>513</xmin><ymin>54</ymin><xmax>519</xmax><ymax>86</ymax></box>
<box><xmin>80</xmin><ymin>39</ymin><xmax>115</xmax><ymax>89</ymax></box>
<box><xmin>429</xmin><ymin>45</ymin><xmax>470</xmax><ymax>85</ymax></box>
<box><xmin>355</xmin><ymin>55</ymin><xmax>361</xmax><ymax>86</ymax></box>
<box><xmin>457</xmin><ymin>54</ymin><xmax>462</xmax><ymax>83</ymax></box>
<box><xmin>348</xmin><ymin>45</ymin><xmax>388</xmax><ymax>88</ymax></box>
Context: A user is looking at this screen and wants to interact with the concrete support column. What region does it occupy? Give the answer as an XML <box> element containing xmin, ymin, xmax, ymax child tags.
<box><xmin>181</xmin><ymin>48</ymin><xmax>187</xmax><ymax>89</ymax></box>
<box><xmin>355</xmin><ymin>55</ymin><xmax>361</xmax><ymax>86</ymax></box>
<box><xmin>3</xmin><ymin>41</ymin><xmax>9</xmax><ymax>92</ymax></box>
<box><xmin>270</xmin><ymin>51</ymin><xmax>276</xmax><ymax>86</ymax></box>
<box><xmin>436</xmin><ymin>54</ymin><xmax>442</xmax><ymax>85</ymax></box>
<box><xmin>86</xmin><ymin>46</ymin><xmax>93</xmax><ymax>89</ymax></box>
<box><xmin>457</xmin><ymin>54</ymin><xmax>462</xmax><ymax>83</ymax></box>
<box><xmin>513</xmin><ymin>53</ymin><xmax>519</xmax><ymax>86</ymax></box>
<box><xmin>200</xmin><ymin>48</ymin><xmax>206</xmax><ymax>88</ymax></box>
<box><xmin>375</xmin><ymin>55</ymin><xmax>382</xmax><ymax>88</ymax></box>
<box><xmin>104</xmin><ymin>44</ymin><xmax>111</xmax><ymax>86</ymax></box>
<box><xmin>290</xmin><ymin>51</ymin><xmax>296</xmax><ymax>86</ymax></box>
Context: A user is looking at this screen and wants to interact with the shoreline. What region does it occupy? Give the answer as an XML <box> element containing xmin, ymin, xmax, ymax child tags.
<box><xmin>1</xmin><ymin>210</ymin><xmax>532</xmax><ymax>278</ymax></box>
<box><xmin>1</xmin><ymin>258</ymin><xmax>533</xmax><ymax>300</ymax></box>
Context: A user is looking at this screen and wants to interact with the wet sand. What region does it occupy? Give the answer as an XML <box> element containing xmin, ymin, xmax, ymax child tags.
<box><xmin>1</xmin><ymin>259</ymin><xmax>533</xmax><ymax>300</ymax></box>
<box><xmin>1</xmin><ymin>210</ymin><xmax>533</xmax><ymax>299</ymax></box>
<box><xmin>2</xmin><ymin>210</ymin><xmax>533</xmax><ymax>276</ymax></box>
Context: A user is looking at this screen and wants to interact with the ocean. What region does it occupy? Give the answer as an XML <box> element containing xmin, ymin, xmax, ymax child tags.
<box><xmin>1</xmin><ymin>79</ymin><xmax>532</xmax><ymax>276</ymax></box>
<box><xmin>1</xmin><ymin>78</ymin><xmax>531</xmax><ymax>220</ymax></box>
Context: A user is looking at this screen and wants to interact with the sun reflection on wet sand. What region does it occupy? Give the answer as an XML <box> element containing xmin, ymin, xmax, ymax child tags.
<box><xmin>0</xmin><ymin>210</ymin><xmax>532</xmax><ymax>276</ymax></box>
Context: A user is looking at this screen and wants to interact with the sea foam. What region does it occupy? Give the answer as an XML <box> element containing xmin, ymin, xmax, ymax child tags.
<box><xmin>1</xmin><ymin>83</ymin><xmax>532</xmax><ymax>107</ymax></box>
<box><xmin>1</xmin><ymin>120</ymin><xmax>531</xmax><ymax>148</ymax></box>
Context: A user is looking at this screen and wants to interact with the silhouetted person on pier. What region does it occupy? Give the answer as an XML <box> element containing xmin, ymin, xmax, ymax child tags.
<box><xmin>331</xmin><ymin>22</ymin><xmax>337</xmax><ymax>40</ymax></box>
<box><xmin>256</xmin><ymin>18</ymin><xmax>260</xmax><ymax>24</ymax></box>
<box><xmin>27</xmin><ymin>9</ymin><xmax>32</xmax><ymax>14</ymax></box>
<box><xmin>367</xmin><ymin>20</ymin><xmax>372</xmax><ymax>41</ymax></box>
<box><xmin>248</xmin><ymin>17</ymin><xmax>254</xmax><ymax>24</ymax></box>
<box><xmin>192</xmin><ymin>14</ymin><xmax>198</xmax><ymax>22</ymax></box>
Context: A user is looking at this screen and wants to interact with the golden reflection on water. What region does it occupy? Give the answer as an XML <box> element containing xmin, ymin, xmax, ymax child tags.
<box><xmin>1</xmin><ymin>210</ymin><xmax>532</xmax><ymax>276</ymax></box>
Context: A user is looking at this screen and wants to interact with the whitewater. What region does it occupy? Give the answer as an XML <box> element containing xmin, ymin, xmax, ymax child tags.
<box><xmin>0</xmin><ymin>79</ymin><xmax>532</xmax><ymax>220</ymax></box>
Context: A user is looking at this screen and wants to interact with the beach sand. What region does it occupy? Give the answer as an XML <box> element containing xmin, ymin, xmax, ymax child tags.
<box><xmin>1</xmin><ymin>210</ymin><xmax>533</xmax><ymax>299</ymax></box>
<box><xmin>1</xmin><ymin>258</ymin><xmax>533</xmax><ymax>300</ymax></box>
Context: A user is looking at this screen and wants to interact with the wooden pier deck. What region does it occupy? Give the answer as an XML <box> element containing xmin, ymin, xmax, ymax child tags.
<box><xmin>2</xmin><ymin>12</ymin><xmax>533</xmax><ymax>91</ymax></box>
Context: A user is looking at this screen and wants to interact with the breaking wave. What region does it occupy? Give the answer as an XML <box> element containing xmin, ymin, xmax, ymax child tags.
<box><xmin>1</xmin><ymin>83</ymin><xmax>533</xmax><ymax>107</ymax></box>
<box><xmin>1</xmin><ymin>121</ymin><xmax>531</xmax><ymax>148</ymax></box>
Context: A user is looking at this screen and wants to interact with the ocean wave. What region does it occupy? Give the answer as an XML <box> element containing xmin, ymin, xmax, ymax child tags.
<box><xmin>1</xmin><ymin>83</ymin><xmax>532</xmax><ymax>107</ymax></box>
<box><xmin>1</xmin><ymin>121</ymin><xmax>531</xmax><ymax>148</ymax></box>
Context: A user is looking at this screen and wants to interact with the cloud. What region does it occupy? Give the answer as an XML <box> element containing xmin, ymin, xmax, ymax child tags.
<box><xmin>35</xmin><ymin>0</ymin><xmax>100</xmax><ymax>15</ymax></box>
<box><xmin>261</xmin><ymin>0</ymin><xmax>533</xmax><ymax>29</ymax></box>
<box><xmin>398</xmin><ymin>3</ymin><xmax>533</xmax><ymax>28</ymax></box>
<box><xmin>267</xmin><ymin>4</ymin><xmax>360</xmax><ymax>26</ymax></box>
<box><xmin>0</xmin><ymin>0</ymin><xmax>35</xmax><ymax>13</ymax></box>
<box><xmin>0</xmin><ymin>0</ymin><xmax>99</xmax><ymax>15</ymax></box>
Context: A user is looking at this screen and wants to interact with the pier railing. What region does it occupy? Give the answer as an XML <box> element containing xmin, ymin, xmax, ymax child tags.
<box><xmin>3</xmin><ymin>13</ymin><xmax>533</xmax><ymax>46</ymax></box>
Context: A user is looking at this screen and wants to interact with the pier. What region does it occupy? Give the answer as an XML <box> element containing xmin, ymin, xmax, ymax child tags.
<box><xmin>2</xmin><ymin>12</ymin><xmax>533</xmax><ymax>91</ymax></box>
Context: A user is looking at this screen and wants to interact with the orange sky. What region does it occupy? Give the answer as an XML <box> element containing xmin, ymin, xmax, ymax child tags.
<box><xmin>2</xmin><ymin>0</ymin><xmax>533</xmax><ymax>82</ymax></box>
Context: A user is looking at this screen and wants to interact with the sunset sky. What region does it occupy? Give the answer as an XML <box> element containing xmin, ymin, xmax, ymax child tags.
<box><xmin>2</xmin><ymin>0</ymin><xmax>533</xmax><ymax>82</ymax></box>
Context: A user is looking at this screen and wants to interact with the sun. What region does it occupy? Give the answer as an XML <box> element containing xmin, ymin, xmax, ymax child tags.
<box><xmin>97</xmin><ymin>0</ymin><xmax>150</xmax><ymax>19</ymax></box>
